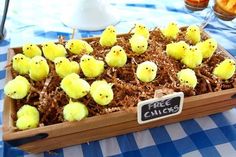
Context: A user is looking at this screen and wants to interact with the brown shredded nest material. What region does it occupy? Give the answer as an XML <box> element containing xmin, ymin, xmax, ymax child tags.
<box><xmin>9</xmin><ymin>27</ymin><xmax>236</xmax><ymax>126</ymax></box>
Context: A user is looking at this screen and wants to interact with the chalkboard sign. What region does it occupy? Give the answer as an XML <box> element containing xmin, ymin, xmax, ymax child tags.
<box><xmin>137</xmin><ymin>92</ymin><xmax>184</xmax><ymax>124</ymax></box>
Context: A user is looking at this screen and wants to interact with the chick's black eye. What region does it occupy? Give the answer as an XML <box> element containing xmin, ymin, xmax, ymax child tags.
<box><xmin>21</xmin><ymin>57</ymin><xmax>23</xmax><ymax>60</ymax></box>
<box><xmin>13</xmin><ymin>91</ymin><xmax>16</xmax><ymax>94</ymax></box>
<box><xmin>195</xmin><ymin>48</ymin><xmax>197</xmax><ymax>50</ymax></box>
<box><xmin>152</xmin><ymin>69</ymin><xmax>154</xmax><ymax>71</ymax></box>
<box><xmin>113</xmin><ymin>30</ymin><xmax>115</xmax><ymax>33</ymax></box>
<box><xmin>186</xmin><ymin>81</ymin><xmax>188</xmax><ymax>83</ymax></box>
<box><xmin>142</xmin><ymin>46</ymin><xmax>144</xmax><ymax>48</ymax></box>
<box><xmin>82</xmin><ymin>59</ymin><xmax>85</xmax><ymax>62</ymax></box>
<box><xmin>146</xmin><ymin>67</ymin><xmax>148</xmax><ymax>70</ymax></box>
<box><xmin>27</xmin><ymin>47</ymin><xmax>29</xmax><ymax>50</ymax></box>
<box><xmin>100</xmin><ymin>94</ymin><xmax>102</xmax><ymax>96</ymax></box>
<box><xmin>45</xmin><ymin>44</ymin><xmax>48</xmax><ymax>46</ymax></box>
<box><xmin>30</xmin><ymin>44</ymin><xmax>32</xmax><ymax>46</ymax></box>
<box><xmin>119</xmin><ymin>50</ymin><xmax>122</xmax><ymax>52</ymax></box>
<box><xmin>88</xmin><ymin>59</ymin><xmax>90</xmax><ymax>61</ymax></box>
<box><xmin>106</xmin><ymin>95</ymin><xmax>108</xmax><ymax>98</ymax></box>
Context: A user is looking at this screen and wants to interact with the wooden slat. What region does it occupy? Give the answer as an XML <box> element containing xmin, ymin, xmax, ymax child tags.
<box><xmin>20</xmin><ymin>104</ymin><xmax>235</xmax><ymax>153</ymax></box>
<box><xmin>3</xmin><ymin>97</ymin><xmax>236</xmax><ymax>141</ymax></box>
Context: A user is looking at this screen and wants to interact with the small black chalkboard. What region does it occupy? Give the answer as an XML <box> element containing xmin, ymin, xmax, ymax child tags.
<box><xmin>137</xmin><ymin>92</ymin><xmax>184</xmax><ymax>124</ymax></box>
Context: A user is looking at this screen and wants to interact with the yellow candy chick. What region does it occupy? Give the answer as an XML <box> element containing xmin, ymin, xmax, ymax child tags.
<box><xmin>99</xmin><ymin>25</ymin><xmax>117</xmax><ymax>47</ymax></box>
<box><xmin>213</xmin><ymin>59</ymin><xmax>236</xmax><ymax>80</ymax></box>
<box><xmin>12</xmin><ymin>54</ymin><xmax>30</xmax><ymax>75</ymax></box>
<box><xmin>185</xmin><ymin>25</ymin><xmax>201</xmax><ymax>44</ymax></box>
<box><xmin>181</xmin><ymin>46</ymin><xmax>203</xmax><ymax>69</ymax></box>
<box><xmin>4</xmin><ymin>76</ymin><xmax>30</xmax><ymax>99</ymax></box>
<box><xmin>63</xmin><ymin>100</ymin><xmax>88</xmax><ymax>121</ymax></box>
<box><xmin>90</xmin><ymin>80</ymin><xmax>113</xmax><ymax>106</ymax></box>
<box><xmin>177</xmin><ymin>68</ymin><xmax>198</xmax><ymax>88</ymax></box>
<box><xmin>16</xmin><ymin>115</ymin><xmax>39</xmax><ymax>130</ymax></box>
<box><xmin>105</xmin><ymin>45</ymin><xmax>127</xmax><ymax>67</ymax></box>
<box><xmin>166</xmin><ymin>41</ymin><xmax>189</xmax><ymax>60</ymax></box>
<box><xmin>42</xmin><ymin>42</ymin><xmax>67</xmax><ymax>61</ymax></box>
<box><xmin>54</xmin><ymin>57</ymin><xmax>80</xmax><ymax>78</ymax></box>
<box><xmin>196</xmin><ymin>38</ymin><xmax>217</xmax><ymax>59</ymax></box>
<box><xmin>129</xmin><ymin>35</ymin><xmax>148</xmax><ymax>54</ymax></box>
<box><xmin>133</xmin><ymin>23</ymin><xmax>150</xmax><ymax>39</ymax></box>
<box><xmin>161</xmin><ymin>22</ymin><xmax>180</xmax><ymax>39</ymax></box>
<box><xmin>60</xmin><ymin>73</ymin><xmax>90</xmax><ymax>99</ymax></box>
<box><xmin>80</xmin><ymin>55</ymin><xmax>104</xmax><ymax>78</ymax></box>
<box><xmin>22</xmin><ymin>43</ymin><xmax>42</xmax><ymax>58</ymax></box>
<box><xmin>29</xmin><ymin>56</ymin><xmax>49</xmax><ymax>81</ymax></box>
<box><xmin>17</xmin><ymin>104</ymin><xmax>39</xmax><ymax>119</ymax></box>
<box><xmin>136</xmin><ymin>61</ymin><xmax>157</xmax><ymax>82</ymax></box>
<box><xmin>65</xmin><ymin>39</ymin><xmax>93</xmax><ymax>55</ymax></box>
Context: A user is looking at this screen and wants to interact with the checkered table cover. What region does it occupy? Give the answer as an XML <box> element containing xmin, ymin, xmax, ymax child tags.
<box><xmin>0</xmin><ymin>0</ymin><xmax>236</xmax><ymax>156</ymax></box>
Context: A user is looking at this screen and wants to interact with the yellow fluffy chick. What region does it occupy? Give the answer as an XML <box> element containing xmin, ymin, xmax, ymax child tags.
<box><xmin>166</xmin><ymin>41</ymin><xmax>189</xmax><ymax>60</ymax></box>
<box><xmin>105</xmin><ymin>45</ymin><xmax>127</xmax><ymax>67</ymax></box>
<box><xmin>133</xmin><ymin>23</ymin><xmax>150</xmax><ymax>39</ymax></box>
<box><xmin>185</xmin><ymin>25</ymin><xmax>201</xmax><ymax>44</ymax></box>
<box><xmin>161</xmin><ymin>22</ymin><xmax>180</xmax><ymax>39</ymax></box>
<box><xmin>136</xmin><ymin>61</ymin><xmax>158</xmax><ymax>82</ymax></box>
<box><xmin>196</xmin><ymin>38</ymin><xmax>217</xmax><ymax>59</ymax></box>
<box><xmin>60</xmin><ymin>73</ymin><xmax>90</xmax><ymax>99</ymax></box>
<box><xmin>54</xmin><ymin>57</ymin><xmax>80</xmax><ymax>78</ymax></box>
<box><xmin>22</xmin><ymin>43</ymin><xmax>42</xmax><ymax>58</ymax></box>
<box><xmin>99</xmin><ymin>25</ymin><xmax>117</xmax><ymax>47</ymax></box>
<box><xmin>63</xmin><ymin>100</ymin><xmax>88</xmax><ymax>121</ymax></box>
<box><xmin>42</xmin><ymin>42</ymin><xmax>67</xmax><ymax>61</ymax></box>
<box><xmin>12</xmin><ymin>54</ymin><xmax>30</xmax><ymax>75</ymax></box>
<box><xmin>213</xmin><ymin>59</ymin><xmax>236</xmax><ymax>80</ymax></box>
<box><xmin>80</xmin><ymin>55</ymin><xmax>104</xmax><ymax>78</ymax></box>
<box><xmin>17</xmin><ymin>105</ymin><xmax>39</xmax><ymax>119</ymax></box>
<box><xmin>129</xmin><ymin>35</ymin><xmax>148</xmax><ymax>54</ymax></box>
<box><xmin>65</xmin><ymin>39</ymin><xmax>93</xmax><ymax>55</ymax></box>
<box><xmin>177</xmin><ymin>68</ymin><xmax>197</xmax><ymax>88</ymax></box>
<box><xmin>4</xmin><ymin>76</ymin><xmax>30</xmax><ymax>99</ymax></box>
<box><xmin>29</xmin><ymin>56</ymin><xmax>49</xmax><ymax>81</ymax></box>
<box><xmin>181</xmin><ymin>46</ymin><xmax>203</xmax><ymax>69</ymax></box>
<box><xmin>16</xmin><ymin>115</ymin><xmax>39</xmax><ymax>130</ymax></box>
<box><xmin>90</xmin><ymin>80</ymin><xmax>113</xmax><ymax>106</ymax></box>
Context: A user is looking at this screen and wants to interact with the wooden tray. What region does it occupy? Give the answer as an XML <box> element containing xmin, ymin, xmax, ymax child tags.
<box><xmin>3</xmin><ymin>30</ymin><xmax>236</xmax><ymax>153</ymax></box>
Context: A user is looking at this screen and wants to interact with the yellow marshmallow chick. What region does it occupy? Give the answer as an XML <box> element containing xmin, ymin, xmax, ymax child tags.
<box><xmin>133</xmin><ymin>23</ymin><xmax>150</xmax><ymax>39</ymax></box>
<box><xmin>196</xmin><ymin>38</ymin><xmax>217</xmax><ymax>59</ymax></box>
<box><xmin>213</xmin><ymin>59</ymin><xmax>236</xmax><ymax>80</ymax></box>
<box><xmin>166</xmin><ymin>41</ymin><xmax>189</xmax><ymax>60</ymax></box>
<box><xmin>80</xmin><ymin>55</ymin><xmax>104</xmax><ymax>78</ymax></box>
<box><xmin>42</xmin><ymin>42</ymin><xmax>67</xmax><ymax>61</ymax></box>
<box><xmin>60</xmin><ymin>73</ymin><xmax>90</xmax><ymax>99</ymax></box>
<box><xmin>65</xmin><ymin>39</ymin><xmax>93</xmax><ymax>55</ymax></box>
<box><xmin>136</xmin><ymin>61</ymin><xmax>158</xmax><ymax>82</ymax></box>
<box><xmin>16</xmin><ymin>105</ymin><xmax>39</xmax><ymax>130</ymax></box>
<box><xmin>4</xmin><ymin>75</ymin><xmax>30</xmax><ymax>99</ymax></box>
<box><xmin>54</xmin><ymin>57</ymin><xmax>80</xmax><ymax>78</ymax></box>
<box><xmin>161</xmin><ymin>22</ymin><xmax>180</xmax><ymax>39</ymax></box>
<box><xmin>105</xmin><ymin>45</ymin><xmax>127</xmax><ymax>67</ymax></box>
<box><xmin>90</xmin><ymin>80</ymin><xmax>113</xmax><ymax>106</ymax></box>
<box><xmin>63</xmin><ymin>100</ymin><xmax>88</xmax><ymax>122</ymax></box>
<box><xmin>177</xmin><ymin>68</ymin><xmax>197</xmax><ymax>88</ymax></box>
<box><xmin>99</xmin><ymin>25</ymin><xmax>117</xmax><ymax>47</ymax></box>
<box><xmin>29</xmin><ymin>56</ymin><xmax>49</xmax><ymax>81</ymax></box>
<box><xmin>185</xmin><ymin>25</ymin><xmax>201</xmax><ymax>44</ymax></box>
<box><xmin>181</xmin><ymin>46</ymin><xmax>203</xmax><ymax>69</ymax></box>
<box><xmin>129</xmin><ymin>35</ymin><xmax>148</xmax><ymax>54</ymax></box>
<box><xmin>12</xmin><ymin>54</ymin><xmax>30</xmax><ymax>75</ymax></box>
<box><xmin>22</xmin><ymin>43</ymin><xmax>42</xmax><ymax>58</ymax></box>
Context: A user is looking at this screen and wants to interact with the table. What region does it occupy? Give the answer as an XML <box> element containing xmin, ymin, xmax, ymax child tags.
<box><xmin>0</xmin><ymin>0</ymin><xmax>236</xmax><ymax>156</ymax></box>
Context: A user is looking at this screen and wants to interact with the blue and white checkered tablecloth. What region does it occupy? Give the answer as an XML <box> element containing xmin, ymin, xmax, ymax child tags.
<box><xmin>0</xmin><ymin>0</ymin><xmax>236</xmax><ymax>156</ymax></box>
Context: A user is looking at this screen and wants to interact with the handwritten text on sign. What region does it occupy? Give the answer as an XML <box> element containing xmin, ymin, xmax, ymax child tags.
<box><xmin>137</xmin><ymin>92</ymin><xmax>184</xmax><ymax>124</ymax></box>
